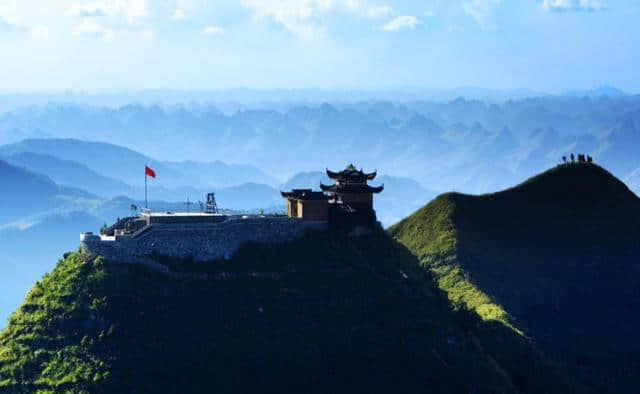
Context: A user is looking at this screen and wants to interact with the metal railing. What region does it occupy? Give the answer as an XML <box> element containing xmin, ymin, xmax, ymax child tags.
<box><xmin>137</xmin><ymin>206</ymin><xmax>286</xmax><ymax>217</ymax></box>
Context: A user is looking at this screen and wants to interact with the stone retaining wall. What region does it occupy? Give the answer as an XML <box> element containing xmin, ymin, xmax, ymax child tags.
<box><xmin>81</xmin><ymin>216</ymin><xmax>327</xmax><ymax>267</ymax></box>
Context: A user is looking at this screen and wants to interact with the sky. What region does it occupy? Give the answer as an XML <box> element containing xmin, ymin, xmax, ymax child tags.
<box><xmin>0</xmin><ymin>0</ymin><xmax>638</xmax><ymax>92</ymax></box>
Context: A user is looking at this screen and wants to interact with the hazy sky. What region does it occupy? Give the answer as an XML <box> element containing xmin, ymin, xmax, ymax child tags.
<box><xmin>0</xmin><ymin>0</ymin><xmax>638</xmax><ymax>92</ymax></box>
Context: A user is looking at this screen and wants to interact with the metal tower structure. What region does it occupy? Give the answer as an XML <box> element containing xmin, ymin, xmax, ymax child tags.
<box><xmin>205</xmin><ymin>192</ymin><xmax>218</xmax><ymax>214</ymax></box>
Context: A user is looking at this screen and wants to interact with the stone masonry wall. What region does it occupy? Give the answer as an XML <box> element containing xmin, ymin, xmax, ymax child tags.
<box><xmin>81</xmin><ymin>216</ymin><xmax>327</xmax><ymax>268</ymax></box>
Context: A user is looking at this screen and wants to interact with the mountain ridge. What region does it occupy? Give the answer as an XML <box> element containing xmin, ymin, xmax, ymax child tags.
<box><xmin>2</xmin><ymin>151</ymin><xmax>133</xmax><ymax>197</ymax></box>
<box><xmin>0</xmin><ymin>138</ymin><xmax>279</xmax><ymax>189</ymax></box>
<box><xmin>390</xmin><ymin>163</ymin><xmax>640</xmax><ymax>392</ymax></box>
<box><xmin>0</xmin><ymin>159</ymin><xmax>93</xmax><ymax>224</ymax></box>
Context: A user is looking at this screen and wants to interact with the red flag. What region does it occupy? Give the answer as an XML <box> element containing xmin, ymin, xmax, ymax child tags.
<box><xmin>145</xmin><ymin>165</ymin><xmax>156</xmax><ymax>178</ymax></box>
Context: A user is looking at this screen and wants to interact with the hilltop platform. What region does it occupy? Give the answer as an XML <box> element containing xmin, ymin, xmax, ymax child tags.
<box><xmin>81</xmin><ymin>211</ymin><xmax>327</xmax><ymax>269</ymax></box>
<box><xmin>141</xmin><ymin>210</ymin><xmax>228</xmax><ymax>225</ymax></box>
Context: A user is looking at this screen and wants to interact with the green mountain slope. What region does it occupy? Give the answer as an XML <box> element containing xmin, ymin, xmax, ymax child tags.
<box><xmin>0</xmin><ymin>233</ymin><xmax>577</xmax><ymax>393</ymax></box>
<box><xmin>390</xmin><ymin>163</ymin><xmax>640</xmax><ymax>393</ymax></box>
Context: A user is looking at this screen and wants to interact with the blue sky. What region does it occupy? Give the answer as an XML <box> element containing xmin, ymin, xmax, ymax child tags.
<box><xmin>0</xmin><ymin>0</ymin><xmax>638</xmax><ymax>92</ymax></box>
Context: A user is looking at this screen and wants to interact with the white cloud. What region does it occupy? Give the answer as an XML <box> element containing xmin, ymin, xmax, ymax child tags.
<box><xmin>68</xmin><ymin>1</ymin><xmax>148</xmax><ymax>24</ymax></box>
<box><xmin>241</xmin><ymin>0</ymin><xmax>359</xmax><ymax>37</ymax></box>
<box><xmin>542</xmin><ymin>0</ymin><xmax>606</xmax><ymax>12</ymax></box>
<box><xmin>367</xmin><ymin>5</ymin><xmax>392</xmax><ymax>19</ymax></box>
<box><xmin>114</xmin><ymin>0</ymin><xmax>148</xmax><ymax>24</ymax></box>
<box><xmin>463</xmin><ymin>0</ymin><xmax>503</xmax><ymax>29</ymax></box>
<box><xmin>202</xmin><ymin>25</ymin><xmax>224</xmax><ymax>35</ymax></box>
<box><xmin>69</xmin><ymin>3</ymin><xmax>107</xmax><ymax>18</ymax></box>
<box><xmin>380</xmin><ymin>15</ymin><xmax>419</xmax><ymax>31</ymax></box>
<box><xmin>65</xmin><ymin>1</ymin><xmax>150</xmax><ymax>41</ymax></box>
<box><xmin>72</xmin><ymin>19</ymin><xmax>114</xmax><ymax>40</ymax></box>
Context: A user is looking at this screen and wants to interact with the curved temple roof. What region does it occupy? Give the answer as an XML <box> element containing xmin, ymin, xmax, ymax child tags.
<box><xmin>326</xmin><ymin>164</ymin><xmax>377</xmax><ymax>182</ymax></box>
<box><xmin>320</xmin><ymin>182</ymin><xmax>384</xmax><ymax>194</ymax></box>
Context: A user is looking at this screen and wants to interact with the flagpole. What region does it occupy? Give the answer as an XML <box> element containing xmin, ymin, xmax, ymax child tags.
<box><xmin>145</xmin><ymin>165</ymin><xmax>148</xmax><ymax>209</ymax></box>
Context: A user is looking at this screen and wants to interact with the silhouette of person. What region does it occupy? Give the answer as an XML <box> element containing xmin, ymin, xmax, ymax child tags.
<box><xmin>571</xmin><ymin>153</ymin><xmax>575</xmax><ymax>163</ymax></box>
<box><xmin>562</xmin><ymin>156</ymin><xmax>567</xmax><ymax>164</ymax></box>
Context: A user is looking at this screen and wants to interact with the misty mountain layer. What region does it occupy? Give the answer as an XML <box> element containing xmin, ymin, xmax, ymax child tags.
<box><xmin>1</xmin><ymin>96</ymin><xmax>639</xmax><ymax>195</ymax></box>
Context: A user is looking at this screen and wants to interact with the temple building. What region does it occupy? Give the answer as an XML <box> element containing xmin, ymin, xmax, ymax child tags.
<box><xmin>321</xmin><ymin>164</ymin><xmax>383</xmax><ymax>208</ymax></box>
<box><xmin>281</xmin><ymin>164</ymin><xmax>384</xmax><ymax>231</ymax></box>
<box><xmin>321</xmin><ymin>164</ymin><xmax>384</xmax><ymax>229</ymax></box>
<box><xmin>280</xmin><ymin>189</ymin><xmax>329</xmax><ymax>220</ymax></box>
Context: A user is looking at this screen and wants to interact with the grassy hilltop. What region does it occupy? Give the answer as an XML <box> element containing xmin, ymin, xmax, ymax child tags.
<box><xmin>0</xmin><ymin>232</ymin><xmax>575</xmax><ymax>393</ymax></box>
<box><xmin>390</xmin><ymin>163</ymin><xmax>640</xmax><ymax>392</ymax></box>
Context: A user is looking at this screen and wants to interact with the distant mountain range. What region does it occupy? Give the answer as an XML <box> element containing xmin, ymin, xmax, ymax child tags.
<box><xmin>0</xmin><ymin>138</ymin><xmax>432</xmax><ymax>224</ymax></box>
<box><xmin>3</xmin><ymin>151</ymin><xmax>134</xmax><ymax>197</ymax></box>
<box><xmin>0</xmin><ymin>159</ymin><xmax>92</xmax><ymax>224</ymax></box>
<box><xmin>0</xmin><ymin>138</ymin><xmax>279</xmax><ymax>189</ymax></box>
<box><xmin>0</xmin><ymin>97</ymin><xmax>639</xmax><ymax>197</ymax></box>
<box><xmin>563</xmin><ymin>85</ymin><xmax>628</xmax><ymax>98</ymax></box>
<box><xmin>0</xmin><ymin>86</ymin><xmax>633</xmax><ymax>113</ymax></box>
